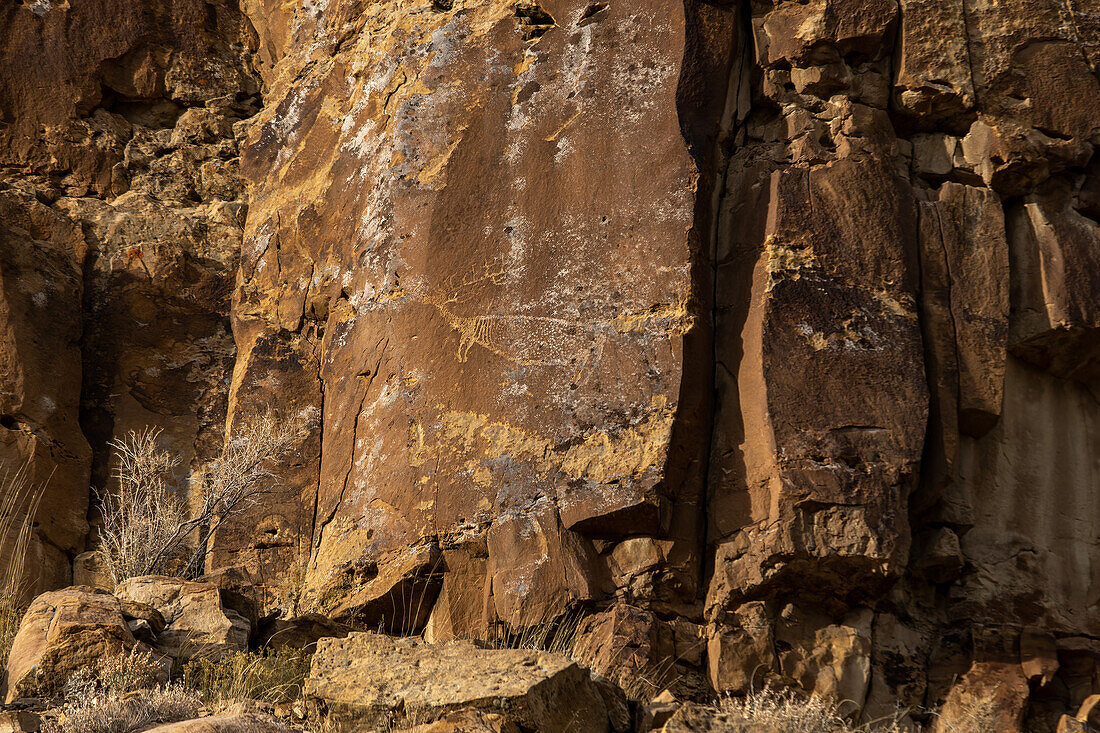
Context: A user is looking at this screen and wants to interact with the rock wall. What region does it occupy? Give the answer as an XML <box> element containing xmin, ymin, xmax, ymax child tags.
<box><xmin>2</xmin><ymin>0</ymin><xmax>1098</xmax><ymax>725</ymax></box>
<box><xmin>0</xmin><ymin>0</ymin><xmax>259</xmax><ymax>593</ymax></box>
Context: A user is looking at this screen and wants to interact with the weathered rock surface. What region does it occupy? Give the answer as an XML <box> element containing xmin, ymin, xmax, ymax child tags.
<box><xmin>221</xmin><ymin>0</ymin><xmax>710</xmax><ymax>628</ymax></box>
<box><xmin>403</xmin><ymin>710</ymin><xmax>521</xmax><ymax>733</ymax></box>
<box><xmin>0</xmin><ymin>0</ymin><xmax>257</xmax><ymax>591</ymax></box>
<box><xmin>255</xmin><ymin>613</ymin><xmax>349</xmax><ymax>653</ymax></box>
<box><xmin>114</xmin><ymin>576</ymin><xmax>249</xmax><ymax>660</ymax></box>
<box><xmin>304</xmin><ymin>633</ymin><xmax>614</xmax><ymax>732</ymax></box>
<box><xmin>1</xmin><ymin>0</ymin><xmax>1098</xmax><ymax>725</ymax></box>
<box><xmin>572</xmin><ymin>603</ymin><xmax>674</xmax><ymax>696</ymax></box>
<box><xmin>0</xmin><ymin>190</ymin><xmax>92</xmax><ymax>595</ymax></box>
<box><xmin>932</xmin><ymin>662</ymin><xmax>1029</xmax><ymax>733</ymax></box>
<box><xmin>2</xmin><ymin>587</ymin><xmax>136</xmax><ymax>703</ymax></box>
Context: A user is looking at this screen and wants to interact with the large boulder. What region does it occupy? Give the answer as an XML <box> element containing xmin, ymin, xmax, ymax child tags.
<box><xmin>304</xmin><ymin>633</ymin><xmax>614</xmax><ymax>732</ymax></box>
<box><xmin>2</xmin><ymin>587</ymin><xmax>136</xmax><ymax>702</ymax></box>
<box><xmin>219</xmin><ymin>0</ymin><xmax>711</xmax><ymax>634</ymax></box>
<box><xmin>114</xmin><ymin>576</ymin><xmax>249</xmax><ymax>660</ymax></box>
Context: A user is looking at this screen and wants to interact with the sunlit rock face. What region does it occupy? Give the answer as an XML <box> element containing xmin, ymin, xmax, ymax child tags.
<box><xmin>2</xmin><ymin>0</ymin><xmax>1099</xmax><ymax>725</ymax></box>
<box><xmin>225</xmin><ymin>0</ymin><xmax>712</xmax><ymax>628</ymax></box>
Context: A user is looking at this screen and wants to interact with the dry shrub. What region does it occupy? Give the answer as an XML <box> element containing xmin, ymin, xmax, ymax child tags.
<box><xmin>96</xmin><ymin>410</ymin><xmax>311</xmax><ymax>584</ymax></box>
<box><xmin>721</xmin><ymin>686</ymin><xmax>909</xmax><ymax>733</ymax></box>
<box><xmin>95</xmin><ymin>430</ymin><xmax>187</xmax><ymax>584</ymax></box>
<box><xmin>43</xmin><ymin>650</ymin><xmax>201</xmax><ymax>733</ymax></box>
<box><xmin>180</xmin><ymin>648</ymin><xmax>311</xmax><ymax>708</ymax></box>
<box><xmin>0</xmin><ymin>460</ymin><xmax>46</xmax><ymax>663</ymax></box>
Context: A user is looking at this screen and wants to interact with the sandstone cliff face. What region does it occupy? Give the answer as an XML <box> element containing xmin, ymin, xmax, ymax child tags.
<box><xmin>0</xmin><ymin>0</ymin><xmax>258</xmax><ymax>593</ymax></box>
<box><xmin>2</xmin><ymin>0</ymin><xmax>1098</xmax><ymax>725</ymax></box>
<box><xmin>225</xmin><ymin>0</ymin><xmax>710</xmax><ymax>627</ymax></box>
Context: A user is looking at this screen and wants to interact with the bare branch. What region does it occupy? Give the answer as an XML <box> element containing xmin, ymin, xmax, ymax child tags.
<box><xmin>96</xmin><ymin>410</ymin><xmax>312</xmax><ymax>583</ymax></box>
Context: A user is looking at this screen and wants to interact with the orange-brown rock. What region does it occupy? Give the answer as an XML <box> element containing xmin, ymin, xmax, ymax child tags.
<box><xmin>114</xmin><ymin>575</ymin><xmax>250</xmax><ymax>660</ymax></box>
<box><xmin>403</xmin><ymin>711</ymin><xmax>520</xmax><ymax>733</ymax></box>
<box><xmin>932</xmin><ymin>661</ymin><xmax>1029</xmax><ymax>733</ymax></box>
<box><xmin>1</xmin><ymin>0</ymin><xmax>1099</xmax><ymax>724</ymax></box>
<box><xmin>305</xmin><ymin>633</ymin><xmax>615</xmax><ymax>732</ymax></box>
<box><xmin>2</xmin><ymin>587</ymin><xmax>136</xmax><ymax>703</ymax></box>
<box><xmin>1077</xmin><ymin>694</ymin><xmax>1100</xmax><ymax>728</ymax></box>
<box><xmin>0</xmin><ymin>0</ymin><xmax>257</xmax><ymax>591</ymax></box>
<box><xmin>222</xmin><ymin>0</ymin><xmax>711</xmax><ymax>631</ymax></box>
<box><xmin>572</xmin><ymin>603</ymin><xmax>674</xmax><ymax>696</ymax></box>
<box><xmin>0</xmin><ymin>191</ymin><xmax>91</xmax><ymax>595</ymax></box>
<box><xmin>144</xmin><ymin>714</ymin><xmax>287</xmax><ymax>733</ymax></box>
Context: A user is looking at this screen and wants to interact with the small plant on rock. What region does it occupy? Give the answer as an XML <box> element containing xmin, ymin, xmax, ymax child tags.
<box><xmin>96</xmin><ymin>410</ymin><xmax>311</xmax><ymax>584</ymax></box>
<box><xmin>179</xmin><ymin>647</ymin><xmax>311</xmax><ymax>708</ymax></box>
<box><xmin>43</xmin><ymin>649</ymin><xmax>200</xmax><ymax>733</ymax></box>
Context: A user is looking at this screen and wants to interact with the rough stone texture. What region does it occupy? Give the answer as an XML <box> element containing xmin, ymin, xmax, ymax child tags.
<box><xmin>0</xmin><ymin>190</ymin><xmax>92</xmax><ymax>595</ymax></box>
<box><xmin>0</xmin><ymin>711</ymin><xmax>40</xmax><ymax>733</ymax></box>
<box><xmin>72</xmin><ymin>551</ymin><xmax>113</xmax><ymax>591</ymax></box>
<box><xmin>0</xmin><ymin>0</ymin><xmax>258</xmax><ymax>590</ymax></box>
<box><xmin>256</xmin><ymin>613</ymin><xmax>349</xmax><ymax>652</ymax></box>
<box><xmin>932</xmin><ymin>662</ymin><xmax>1029</xmax><ymax>733</ymax></box>
<box><xmin>2</xmin><ymin>587</ymin><xmax>136</xmax><ymax>703</ymax></box>
<box><xmin>219</xmin><ymin>0</ymin><xmax>711</xmax><ymax>628</ymax></box>
<box><xmin>403</xmin><ymin>711</ymin><xmax>520</xmax><ymax>733</ymax></box>
<box><xmin>304</xmin><ymin>633</ymin><xmax>613</xmax><ymax>732</ymax></box>
<box><xmin>571</xmin><ymin>603</ymin><xmax>675</xmax><ymax>697</ymax></box>
<box><xmin>2</xmin><ymin>0</ymin><xmax>1099</xmax><ymax>724</ymax></box>
<box><xmin>704</xmin><ymin>0</ymin><xmax>1100</xmax><ymax>723</ymax></box>
<box><xmin>114</xmin><ymin>575</ymin><xmax>250</xmax><ymax>660</ymax></box>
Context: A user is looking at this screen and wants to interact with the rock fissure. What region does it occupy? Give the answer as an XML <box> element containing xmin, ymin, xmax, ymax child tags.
<box><xmin>1</xmin><ymin>0</ymin><xmax>1098</xmax><ymax>725</ymax></box>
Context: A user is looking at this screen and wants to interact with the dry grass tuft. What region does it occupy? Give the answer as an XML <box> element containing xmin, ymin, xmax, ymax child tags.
<box><xmin>180</xmin><ymin>648</ymin><xmax>311</xmax><ymax>709</ymax></box>
<box><xmin>0</xmin><ymin>460</ymin><xmax>46</xmax><ymax>664</ymax></box>
<box><xmin>720</xmin><ymin>686</ymin><xmax>909</xmax><ymax>733</ymax></box>
<box><xmin>43</xmin><ymin>650</ymin><xmax>201</xmax><ymax>733</ymax></box>
<box><xmin>486</xmin><ymin>610</ymin><xmax>584</xmax><ymax>657</ymax></box>
<box><xmin>932</xmin><ymin>694</ymin><xmax>998</xmax><ymax>733</ymax></box>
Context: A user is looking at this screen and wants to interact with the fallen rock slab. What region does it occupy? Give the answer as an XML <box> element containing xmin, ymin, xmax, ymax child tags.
<box><xmin>2</xmin><ymin>587</ymin><xmax>136</xmax><ymax>703</ymax></box>
<box><xmin>305</xmin><ymin>633</ymin><xmax>613</xmax><ymax>733</ymax></box>
<box><xmin>114</xmin><ymin>576</ymin><xmax>249</xmax><ymax>660</ymax></box>
<box><xmin>403</xmin><ymin>710</ymin><xmax>520</xmax><ymax>733</ymax></box>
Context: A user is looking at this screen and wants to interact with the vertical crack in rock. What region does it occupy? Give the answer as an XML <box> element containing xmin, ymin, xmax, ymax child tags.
<box><xmin>2</xmin><ymin>0</ymin><xmax>1099</xmax><ymax>724</ymax></box>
